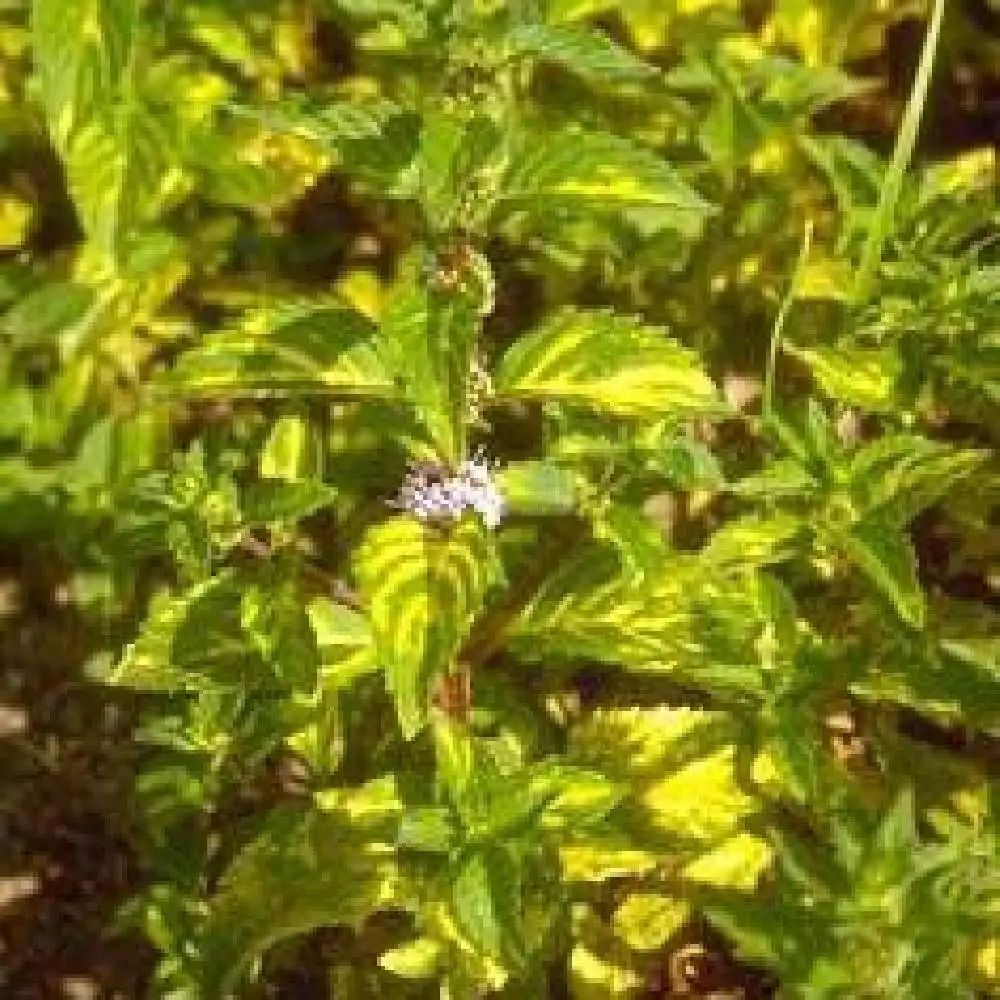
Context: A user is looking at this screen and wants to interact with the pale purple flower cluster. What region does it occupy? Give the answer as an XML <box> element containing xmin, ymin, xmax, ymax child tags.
<box><xmin>394</xmin><ymin>453</ymin><xmax>506</xmax><ymax>528</ymax></box>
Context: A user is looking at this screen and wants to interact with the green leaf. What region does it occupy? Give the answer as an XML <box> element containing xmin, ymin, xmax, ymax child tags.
<box><xmin>701</xmin><ymin>896</ymin><xmax>788</xmax><ymax>969</ymax></box>
<box><xmin>354</xmin><ymin>516</ymin><xmax>499</xmax><ymax>738</ymax></box>
<box><xmin>697</xmin><ymin>69</ymin><xmax>766</xmax><ymax>184</ymax></box>
<box><xmin>496</xmin><ymin>126</ymin><xmax>714</xmax><ymax>238</ymax></box>
<box><xmin>397</xmin><ymin>807</ymin><xmax>456</xmax><ymax>854</ymax></box>
<box><xmin>378</xmin><ymin>267</ymin><xmax>481</xmax><ymax>463</ymax></box>
<box><xmin>507</xmin><ymin>23</ymin><xmax>661</xmax><ymax>87</ymax></box>
<box><xmin>730</xmin><ymin>459</ymin><xmax>819</xmax><ymax>501</ymax></box>
<box><xmin>307</xmin><ymin>598</ymin><xmax>372</xmax><ymax>651</ymax></box>
<box><xmin>452</xmin><ymin>845</ymin><xmax>524</xmax><ymax>966</ymax></box>
<box><xmin>240</xmin><ymin>575</ymin><xmax>320</xmax><ymax>688</ymax></box>
<box><xmin>200</xmin><ymin>805</ymin><xmax>402</xmax><ymax>995</ymax></box>
<box><xmin>590</xmin><ymin>503</ymin><xmax>667</xmax><ymax>581</ymax></box>
<box><xmin>837</xmin><ymin>517</ymin><xmax>926</xmax><ymax>629</ymax></box>
<box><xmin>31</xmin><ymin>0</ymin><xmax>136</xmax><ymax>149</ymax></box>
<box><xmin>228</xmin><ymin>98</ymin><xmax>403</xmax><ymax>149</ymax></box>
<box><xmin>785</xmin><ymin>341</ymin><xmax>899</xmax><ymax>411</ymax></box>
<box><xmin>161</xmin><ymin>298</ymin><xmax>395</xmax><ymax>400</ymax></box>
<box><xmin>702</xmin><ymin>513</ymin><xmax>803</xmax><ymax>569</ymax></box>
<box><xmin>655</xmin><ymin>436</ymin><xmax>724</xmax><ymax>489</ymax></box>
<box><xmin>851</xmin><ymin>600</ymin><xmax>1000</xmax><ymax>727</ymax></box>
<box><xmin>31</xmin><ymin>0</ymin><xmax>180</xmax><ymax>256</ymax></box>
<box><xmin>112</xmin><ymin>565</ymin><xmax>325</xmax><ymax>695</ymax></box>
<box><xmin>241</xmin><ymin>479</ymin><xmax>337</xmax><ymax>526</ymax></box>
<box><xmin>495</xmin><ymin>308</ymin><xmax>722</xmax><ymax>419</ymax></box>
<box><xmin>509</xmin><ymin>549</ymin><xmax>775</xmax><ymax>691</ymax></box>
<box><xmin>259</xmin><ymin>414</ymin><xmax>316</xmax><ymax>482</ymax></box>
<box><xmin>287</xmin><ymin>682</ymin><xmax>345</xmax><ymax>776</ymax></box>
<box><xmin>413</xmin><ymin>107</ymin><xmax>503</xmax><ymax>229</ymax></box>
<box><xmin>229</xmin><ymin>97</ymin><xmax>416</xmax><ymax>190</ymax></box>
<box><xmin>111</xmin><ymin>573</ymin><xmax>245</xmax><ymax>692</ymax></box>
<box><xmin>496</xmin><ymin>460</ymin><xmax>578</xmax><ymax>515</ymax></box>
<box><xmin>0</xmin><ymin>280</ymin><xmax>96</xmax><ymax>352</ymax></box>
<box><xmin>846</xmin><ymin>435</ymin><xmax>987</xmax><ymax>527</ymax></box>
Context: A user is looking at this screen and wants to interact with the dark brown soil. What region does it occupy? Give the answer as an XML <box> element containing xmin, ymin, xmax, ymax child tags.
<box><xmin>0</xmin><ymin>543</ymin><xmax>152</xmax><ymax>999</ymax></box>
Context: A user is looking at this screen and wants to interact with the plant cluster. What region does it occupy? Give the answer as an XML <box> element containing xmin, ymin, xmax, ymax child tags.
<box><xmin>1</xmin><ymin>0</ymin><xmax>998</xmax><ymax>997</ymax></box>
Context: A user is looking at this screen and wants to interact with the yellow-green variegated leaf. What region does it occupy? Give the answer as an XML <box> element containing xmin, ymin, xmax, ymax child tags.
<box><xmin>287</xmin><ymin>599</ymin><xmax>379</xmax><ymax>772</ymax></box>
<box><xmin>785</xmin><ymin>341</ymin><xmax>899</xmax><ymax>411</ymax></box>
<box><xmin>31</xmin><ymin>0</ymin><xmax>137</xmax><ymax>151</ymax></box>
<box><xmin>506</xmin><ymin>23</ymin><xmax>662</xmax><ymax>88</ymax></box>
<box><xmin>63</xmin><ymin>106</ymin><xmax>180</xmax><ymax>257</ymax></box>
<box><xmin>32</xmin><ymin>0</ymin><xmax>181</xmax><ymax>256</ymax></box>
<box><xmin>559</xmin><ymin>840</ymin><xmax>658</xmax><ymax>883</ymax></box>
<box><xmin>229</xmin><ymin>98</ymin><xmax>404</xmax><ymax>153</ymax></box>
<box><xmin>497</xmin><ymin>126</ymin><xmax>714</xmax><ymax>238</ymax></box>
<box><xmin>846</xmin><ymin>434</ymin><xmax>988</xmax><ymax>528</ymax></box>
<box><xmin>495</xmin><ymin>309</ymin><xmax>722</xmax><ymax>420</ymax></box>
<box><xmin>422</xmin><ymin>901</ymin><xmax>510</xmax><ymax>993</ymax></box>
<box><xmin>0</xmin><ymin>194</ymin><xmax>33</xmax><ymax>250</ymax></box>
<box><xmin>544</xmin><ymin>0</ymin><xmax>739</xmax><ymax>52</ymax></box>
<box><xmin>835</xmin><ymin>516</ymin><xmax>926</xmax><ymax>629</ymax></box>
<box><xmin>508</xmin><ymin>549</ymin><xmax>773</xmax><ymax>695</ymax></box>
<box><xmin>565</xmin><ymin>707</ymin><xmax>768</xmax><ymax>891</ymax></box>
<box><xmin>355</xmin><ymin>516</ymin><xmax>500</xmax><ymax>738</ymax></box>
<box><xmin>567</xmin><ymin>705</ymin><xmax>722</xmax><ymax>781</ymax></box>
<box><xmin>259</xmin><ymin>414</ymin><xmax>317</xmax><ymax>482</ymax></box>
<box><xmin>612</xmin><ymin>893</ymin><xmax>691</xmax><ymax>952</ymax></box>
<box><xmin>569</xmin><ymin>906</ymin><xmax>645</xmax><ymax>999</ymax></box>
<box><xmin>200</xmin><ymin>792</ymin><xmax>403</xmax><ymax>996</ymax></box>
<box><xmin>975</xmin><ymin>940</ymin><xmax>999</xmax><ymax>991</ymax></box>
<box><xmin>680</xmin><ymin>832</ymin><xmax>773</xmax><ymax>891</ymax></box>
<box><xmin>377</xmin><ymin>268</ymin><xmax>481</xmax><ymax>465</ymax></box>
<box><xmin>162</xmin><ymin>298</ymin><xmax>396</xmax><ymax>400</ymax></box>
<box><xmin>702</xmin><ymin>513</ymin><xmax>804</xmax><ymax>568</ymax></box>
<box><xmin>569</xmin><ymin>945</ymin><xmax>644</xmax><ymax>999</ymax></box>
<box><xmin>569</xmin><ymin>707</ymin><xmax>758</xmax><ymax>843</ymax></box>
<box><xmin>641</xmin><ymin>746</ymin><xmax>758</xmax><ymax>842</ymax></box>
<box><xmin>111</xmin><ymin>572</ymin><xmax>251</xmax><ymax>691</ymax></box>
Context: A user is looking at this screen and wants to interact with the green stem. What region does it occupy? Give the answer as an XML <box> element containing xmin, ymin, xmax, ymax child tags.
<box><xmin>460</xmin><ymin>518</ymin><xmax>584</xmax><ymax>668</ymax></box>
<box><xmin>763</xmin><ymin>220</ymin><xmax>814</xmax><ymax>423</ymax></box>
<box><xmin>853</xmin><ymin>0</ymin><xmax>947</xmax><ymax>302</ymax></box>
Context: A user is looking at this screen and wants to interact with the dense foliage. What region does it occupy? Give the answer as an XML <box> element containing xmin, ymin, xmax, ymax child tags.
<box><xmin>2</xmin><ymin>0</ymin><xmax>998</xmax><ymax>996</ymax></box>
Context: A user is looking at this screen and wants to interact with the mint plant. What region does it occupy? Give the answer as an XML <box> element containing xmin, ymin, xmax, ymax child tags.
<box><xmin>2</xmin><ymin>0</ymin><xmax>998</xmax><ymax>996</ymax></box>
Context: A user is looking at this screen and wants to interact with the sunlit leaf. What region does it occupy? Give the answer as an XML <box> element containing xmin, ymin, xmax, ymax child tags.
<box><xmin>355</xmin><ymin>516</ymin><xmax>500</xmax><ymax>737</ymax></box>
<box><xmin>612</xmin><ymin>893</ymin><xmax>691</xmax><ymax>952</ymax></box>
<box><xmin>837</xmin><ymin>516</ymin><xmax>926</xmax><ymax>629</ymax></box>
<box><xmin>507</xmin><ymin>23</ymin><xmax>662</xmax><ymax>87</ymax></box>
<box><xmin>377</xmin><ymin>267</ymin><xmax>481</xmax><ymax>463</ymax></box>
<box><xmin>496</xmin><ymin>308</ymin><xmax>723</xmax><ymax>419</ymax></box>
<box><xmin>200</xmin><ymin>802</ymin><xmax>403</xmax><ymax>994</ymax></box>
<box><xmin>497</xmin><ymin>126</ymin><xmax>714</xmax><ymax>238</ymax></box>
<box><xmin>162</xmin><ymin>298</ymin><xmax>395</xmax><ymax>400</ymax></box>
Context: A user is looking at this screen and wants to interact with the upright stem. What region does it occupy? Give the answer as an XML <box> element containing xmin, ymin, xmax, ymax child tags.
<box><xmin>763</xmin><ymin>220</ymin><xmax>813</xmax><ymax>423</ymax></box>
